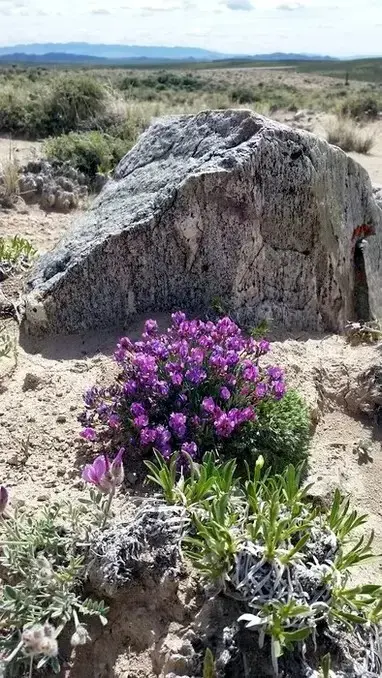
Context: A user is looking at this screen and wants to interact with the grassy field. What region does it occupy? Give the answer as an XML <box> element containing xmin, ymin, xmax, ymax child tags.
<box><xmin>0</xmin><ymin>58</ymin><xmax>380</xmax><ymax>177</ymax></box>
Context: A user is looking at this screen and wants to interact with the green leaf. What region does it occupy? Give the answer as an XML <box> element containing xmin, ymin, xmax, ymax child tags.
<box><xmin>283</xmin><ymin>627</ymin><xmax>311</xmax><ymax>642</ymax></box>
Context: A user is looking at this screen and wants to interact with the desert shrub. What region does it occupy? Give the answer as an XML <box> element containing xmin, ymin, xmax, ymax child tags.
<box><xmin>340</xmin><ymin>92</ymin><xmax>380</xmax><ymax>120</ymax></box>
<box><xmin>44</xmin><ymin>74</ymin><xmax>107</xmax><ymax>135</ymax></box>
<box><xmin>148</xmin><ymin>455</ymin><xmax>382</xmax><ymax>676</ymax></box>
<box><xmin>230</xmin><ymin>86</ymin><xmax>259</xmax><ymax>104</ymax></box>
<box><xmin>45</xmin><ymin>131</ymin><xmax>131</xmax><ymax>179</ymax></box>
<box><xmin>120</xmin><ymin>70</ymin><xmax>205</xmax><ymax>94</ymax></box>
<box><xmin>325</xmin><ymin>116</ymin><xmax>374</xmax><ymax>154</ymax></box>
<box><xmin>79</xmin><ymin>314</ymin><xmax>286</xmax><ymax>465</ymax></box>
<box><xmin>233</xmin><ymin>389</ymin><xmax>311</xmax><ymax>473</ymax></box>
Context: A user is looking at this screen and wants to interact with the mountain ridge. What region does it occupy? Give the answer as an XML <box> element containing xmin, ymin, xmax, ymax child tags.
<box><xmin>0</xmin><ymin>43</ymin><xmax>338</xmax><ymax>62</ymax></box>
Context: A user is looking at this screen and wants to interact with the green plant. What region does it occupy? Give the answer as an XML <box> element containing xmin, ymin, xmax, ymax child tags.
<box><xmin>45</xmin><ymin>131</ymin><xmax>131</xmax><ymax>180</ymax></box>
<box><xmin>340</xmin><ymin>92</ymin><xmax>380</xmax><ymax>120</ymax></box>
<box><xmin>203</xmin><ymin>648</ymin><xmax>217</xmax><ymax>678</ymax></box>
<box><xmin>0</xmin><ymin>492</ymin><xmax>111</xmax><ymax>677</ymax></box>
<box><xmin>0</xmin><ymin>235</ymin><xmax>36</xmax><ymax>278</ymax></box>
<box><xmin>45</xmin><ymin>74</ymin><xmax>107</xmax><ymax>135</ymax></box>
<box><xmin>233</xmin><ymin>389</ymin><xmax>311</xmax><ymax>473</ymax></box>
<box><xmin>148</xmin><ymin>455</ymin><xmax>382</xmax><ymax>675</ymax></box>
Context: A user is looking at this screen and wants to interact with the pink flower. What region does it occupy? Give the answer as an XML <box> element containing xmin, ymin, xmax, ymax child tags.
<box><xmin>82</xmin><ymin>449</ymin><xmax>125</xmax><ymax>493</ymax></box>
<box><xmin>80</xmin><ymin>427</ymin><xmax>97</xmax><ymax>442</ymax></box>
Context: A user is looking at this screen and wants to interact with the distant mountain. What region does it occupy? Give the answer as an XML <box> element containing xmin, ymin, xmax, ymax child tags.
<box><xmin>0</xmin><ymin>43</ymin><xmax>339</xmax><ymax>63</ymax></box>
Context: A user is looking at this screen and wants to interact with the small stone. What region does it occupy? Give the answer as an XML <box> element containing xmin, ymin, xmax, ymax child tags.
<box><xmin>56</xmin><ymin>467</ymin><xmax>66</xmax><ymax>477</ymax></box>
<box><xmin>27</xmin><ymin>415</ymin><xmax>36</xmax><ymax>423</ymax></box>
<box><xmin>126</xmin><ymin>472</ymin><xmax>138</xmax><ymax>485</ymax></box>
<box><xmin>56</xmin><ymin>414</ymin><xmax>67</xmax><ymax>423</ymax></box>
<box><xmin>23</xmin><ymin>372</ymin><xmax>42</xmax><ymax>391</ymax></box>
<box><xmin>8</xmin><ymin>454</ymin><xmax>21</xmax><ymax>466</ymax></box>
<box><xmin>70</xmin><ymin>404</ymin><xmax>77</xmax><ymax>411</ymax></box>
<box><xmin>37</xmin><ymin>494</ymin><xmax>49</xmax><ymax>501</ymax></box>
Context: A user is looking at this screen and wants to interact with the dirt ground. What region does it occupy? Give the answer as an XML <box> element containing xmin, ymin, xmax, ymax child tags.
<box><xmin>1</xmin><ymin>85</ymin><xmax>382</xmax><ymax>676</ymax></box>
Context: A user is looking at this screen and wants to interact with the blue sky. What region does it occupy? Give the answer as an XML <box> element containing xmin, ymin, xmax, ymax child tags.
<box><xmin>0</xmin><ymin>0</ymin><xmax>381</xmax><ymax>56</ymax></box>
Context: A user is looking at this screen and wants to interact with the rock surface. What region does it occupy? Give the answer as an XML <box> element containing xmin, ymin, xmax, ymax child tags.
<box><xmin>23</xmin><ymin>109</ymin><xmax>382</xmax><ymax>335</ymax></box>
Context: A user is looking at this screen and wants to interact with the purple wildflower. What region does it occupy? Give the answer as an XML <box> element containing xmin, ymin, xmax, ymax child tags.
<box><xmin>144</xmin><ymin>319</ymin><xmax>159</xmax><ymax>336</ymax></box>
<box><xmin>273</xmin><ymin>381</ymin><xmax>286</xmax><ymax>399</ymax></box>
<box><xmin>82</xmin><ymin>454</ymin><xmax>113</xmax><ymax>493</ymax></box>
<box><xmin>268</xmin><ymin>366</ymin><xmax>283</xmax><ymax>381</ymax></box>
<box><xmin>181</xmin><ymin>441</ymin><xmax>198</xmax><ymax>458</ymax></box>
<box><xmin>134</xmin><ymin>414</ymin><xmax>149</xmax><ymax>429</ymax></box>
<box><xmin>243</xmin><ymin>361</ymin><xmax>259</xmax><ymax>382</ymax></box>
<box><xmin>169</xmin><ymin>412</ymin><xmax>187</xmax><ymax>439</ymax></box>
<box><xmin>214</xmin><ymin>413</ymin><xmax>235</xmax><ymax>438</ymax></box>
<box><xmin>140</xmin><ymin>428</ymin><xmax>157</xmax><ymax>446</ymax></box>
<box><xmin>202</xmin><ymin>397</ymin><xmax>216</xmax><ymax>414</ymax></box>
<box><xmin>124</xmin><ymin>380</ymin><xmax>137</xmax><ymax>396</ymax></box>
<box><xmin>259</xmin><ymin>339</ymin><xmax>270</xmax><ymax>354</ymax></box>
<box><xmin>186</xmin><ymin>367</ymin><xmax>207</xmax><ymax>384</ymax></box>
<box><xmin>131</xmin><ymin>402</ymin><xmax>146</xmax><ymax>418</ymax></box>
<box><xmin>255</xmin><ymin>382</ymin><xmax>268</xmax><ymax>399</ymax></box>
<box><xmin>108</xmin><ymin>414</ymin><xmax>121</xmax><ymax>429</ymax></box>
<box><xmin>80</xmin><ymin>427</ymin><xmax>97</xmax><ymax>442</ymax></box>
<box><xmin>220</xmin><ymin>386</ymin><xmax>231</xmax><ymax>401</ymax></box>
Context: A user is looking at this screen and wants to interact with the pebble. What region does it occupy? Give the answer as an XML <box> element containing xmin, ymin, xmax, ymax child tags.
<box><xmin>127</xmin><ymin>472</ymin><xmax>138</xmax><ymax>485</ymax></box>
<box><xmin>56</xmin><ymin>414</ymin><xmax>67</xmax><ymax>423</ymax></box>
<box><xmin>56</xmin><ymin>467</ymin><xmax>66</xmax><ymax>477</ymax></box>
<box><xmin>37</xmin><ymin>494</ymin><xmax>49</xmax><ymax>501</ymax></box>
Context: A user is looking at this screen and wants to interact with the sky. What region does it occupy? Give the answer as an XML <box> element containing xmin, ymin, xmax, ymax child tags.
<box><xmin>0</xmin><ymin>0</ymin><xmax>381</xmax><ymax>57</ymax></box>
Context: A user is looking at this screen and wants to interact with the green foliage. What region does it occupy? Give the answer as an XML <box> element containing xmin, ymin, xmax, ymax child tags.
<box><xmin>233</xmin><ymin>390</ymin><xmax>311</xmax><ymax>474</ymax></box>
<box><xmin>203</xmin><ymin>648</ymin><xmax>217</xmax><ymax>678</ymax></box>
<box><xmin>147</xmin><ymin>454</ymin><xmax>382</xmax><ymax>675</ymax></box>
<box><xmin>340</xmin><ymin>92</ymin><xmax>380</xmax><ymax>120</ymax></box>
<box><xmin>0</xmin><ymin>235</ymin><xmax>36</xmax><ymax>278</ymax></box>
<box><xmin>45</xmin><ymin>74</ymin><xmax>107</xmax><ymax>135</ymax></box>
<box><xmin>45</xmin><ymin>131</ymin><xmax>131</xmax><ymax>179</ymax></box>
<box><xmin>0</xmin><ymin>492</ymin><xmax>110</xmax><ymax>677</ymax></box>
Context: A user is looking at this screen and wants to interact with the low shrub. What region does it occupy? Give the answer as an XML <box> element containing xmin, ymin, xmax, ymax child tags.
<box><xmin>233</xmin><ymin>389</ymin><xmax>311</xmax><ymax>473</ymax></box>
<box><xmin>325</xmin><ymin>116</ymin><xmax>375</xmax><ymax>154</ymax></box>
<box><xmin>340</xmin><ymin>92</ymin><xmax>380</xmax><ymax>120</ymax></box>
<box><xmin>45</xmin><ymin>131</ymin><xmax>132</xmax><ymax>179</ymax></box>
<box><xmin>44</xmin><ymin>74</ymin><xmax>107</xmax><ymax>136</ymax></box>
<box><xmin>148</xmin><ymin>455</ymin><xmax>382</xmax><ymax>675</ymax></box>
<box><xmin>79</xmin><ymin>314</ymin><xmax>287</xmax><ymax>466</ymax></box>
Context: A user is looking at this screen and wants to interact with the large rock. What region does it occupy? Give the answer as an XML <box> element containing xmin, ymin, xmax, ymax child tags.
<box><xmin>23</xmin><ymin>109</ymin><xmax>382</xmax><ymax>335</ymax></box>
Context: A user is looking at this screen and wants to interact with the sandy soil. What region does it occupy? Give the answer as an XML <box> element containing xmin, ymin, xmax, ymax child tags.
<box><xmin>0</xmin><ymin>135</ymin><xmax>42</xmax><ymax>167</ymax></box>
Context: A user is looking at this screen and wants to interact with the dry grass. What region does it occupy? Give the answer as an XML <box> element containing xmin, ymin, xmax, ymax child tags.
<box><xmin>0</xmin><ymin>147</ymin><xmax>20</xmax><ymax>207</ymax></box>
<box><xmin>325</xmin><ymin>116</ymin><xmax>375</xmax><ymax>154</ymax></box>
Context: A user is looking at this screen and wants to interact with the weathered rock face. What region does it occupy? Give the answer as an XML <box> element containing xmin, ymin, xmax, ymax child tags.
<box><xmin>23</xmin><ymin>109</ymin><xmax>382</xmax><ymax>335</ymax></box>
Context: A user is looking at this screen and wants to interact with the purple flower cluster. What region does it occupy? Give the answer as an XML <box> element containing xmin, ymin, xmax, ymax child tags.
<box><xmin>80</xmin><ymin>313</ymin><xmax>286</xmax><ymax>462</ymax></box>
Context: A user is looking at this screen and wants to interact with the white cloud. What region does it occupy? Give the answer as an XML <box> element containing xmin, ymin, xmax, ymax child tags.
<box><xmin>277</xmin><ymin>2</ymin><xmax>304</xmax><ymax>9</ymax></box>
<box><xmin>91</xmin><ymin>7</ymin><xmax>111</xmax><ymax>13</ymax></box>
<box><xmin>225</xmin><ymin>0</ymin><xmax>254</xmax><ymax>9</ymax></box>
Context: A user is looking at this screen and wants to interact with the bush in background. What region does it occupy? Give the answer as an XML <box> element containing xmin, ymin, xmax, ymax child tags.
<box><xmin>325</xmin><ymin>115</ymin><xmax>375</xmax><ymax>154</ymax></box>
<box><xmin>45</xmin><ymin>131</ymin><xmax>132</xmax><ymax>179</ymax></box>
<box><xmin>44</xmin><ymin>74</ymin><xmax>107</xmax><ymax>135</ymax></box>
<box><xmin>340</xmin><ymin>92</ymin><xmax>380</xmax><ymax>120</ymax></box>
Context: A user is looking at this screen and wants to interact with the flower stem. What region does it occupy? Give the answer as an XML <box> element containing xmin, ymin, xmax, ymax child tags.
<box><xmin>101</xmin><ymin>488</ymin><xmax>115</xmax><ymax>529</ymax></box>
<box><xmin>29</xmin><ymin>655</ymin><xmax>33</xmax><ymax>678</ymax></box>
